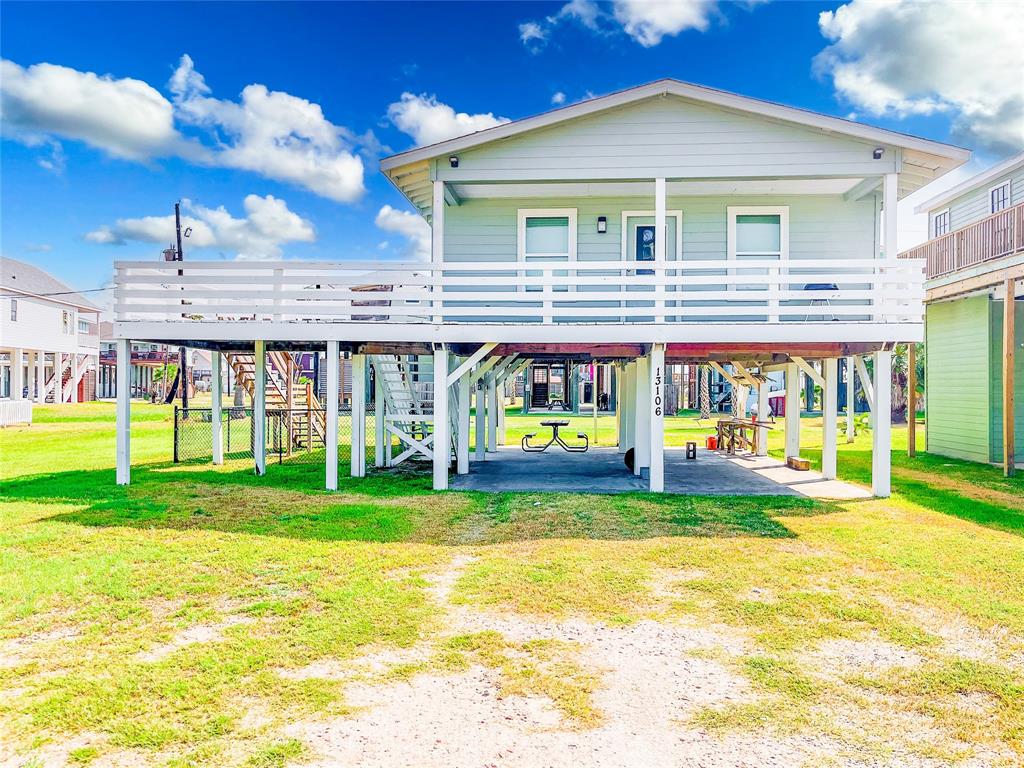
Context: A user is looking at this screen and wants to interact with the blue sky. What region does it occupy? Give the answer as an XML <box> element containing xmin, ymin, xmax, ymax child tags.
<box><xmin>2</xmin><ymin>0</ymin><xmax>1020</xmax><ymax>302</ymax></box>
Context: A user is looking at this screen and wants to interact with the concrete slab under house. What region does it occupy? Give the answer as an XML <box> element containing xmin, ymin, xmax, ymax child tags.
<box><xmin>108</xmin><ymin>79</ymin><xmax>972</xmax><ymax>496</ymax></box>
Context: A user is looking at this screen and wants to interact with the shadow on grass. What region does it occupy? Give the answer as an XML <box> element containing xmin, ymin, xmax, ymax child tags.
<box><xmin>0</xmin><ymin>456</ymin><xmax>831</xmax><ymax>545</ymax></box>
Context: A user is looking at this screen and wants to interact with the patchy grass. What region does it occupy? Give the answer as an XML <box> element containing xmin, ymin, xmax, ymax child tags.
<box><xmin>0</xmin><ymin>402</ymin><xmax>1023</xmax><ymax>765</ymax></box>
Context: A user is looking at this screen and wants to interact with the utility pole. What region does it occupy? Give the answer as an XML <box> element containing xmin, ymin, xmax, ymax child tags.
<box><xmin>175</xmin><ymin>202</ymin><xmax>188</xmax><ymax>410</ymax></box>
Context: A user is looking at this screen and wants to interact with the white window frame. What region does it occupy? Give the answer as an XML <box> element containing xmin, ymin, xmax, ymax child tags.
<box><xmin>989</xmin><ymin>181</ymin><xmax>1011</xmax><ymax>214</ymax></box>
<box><xmin>619</xmin><ymin>210</ymin><xmax>683</xmax><ymax>262</ymax></box>
<box><xmin>932</xmin><ymin>208</ymin><xmax>951</xmax><ymax>238</ymax></box>
<box><xmin>517</xmin><ymin>208</ymin><xmax>577</xmax><ymax>263</ymax></box>
<box><xmin>727</xmin><ymin>206</ymin><xmax>789</xmax><ymax>319</ymax></box>
<box><xmin>9</xmin><ymin>298</ymin><xmax>16</xmax><ymax>322</ymax></box>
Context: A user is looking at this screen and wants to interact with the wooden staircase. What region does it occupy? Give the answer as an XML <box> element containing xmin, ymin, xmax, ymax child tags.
<box><xmin>43</xmin><ymin>353</ymin><xmax>94</xmax><ymax>403</ymax></box>
<box><xmin>370</xmin><ymin>354</ymin><xmax>437</xmax><ymax>465</ymax></box>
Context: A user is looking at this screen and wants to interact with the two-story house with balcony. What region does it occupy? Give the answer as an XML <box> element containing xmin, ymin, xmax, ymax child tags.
<box><xmin>111</xmin><ymin>80</ymin><xmax>968</xmax><ymax>495</ymax></box>
<box><xmin>1</xmin><ymin>258</ymin><xmax>101</xmax><ymax>410</ymax></box>
<box><xmin>902</xmin><ymin>152</ymin><xmax>1023</xmax><ymax>474</ymax></box>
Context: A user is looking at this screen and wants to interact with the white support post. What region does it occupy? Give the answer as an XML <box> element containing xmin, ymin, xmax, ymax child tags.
<box><xmin>474</xmin><ymin>379</ymin><xmax>486</xmax><ymax>462</ymax></box>
<box><xmin>634</xmin><ymin>356</ymin><xmax>650</xmax><ymax>476</ymax></box>
<box><xmin>457</xmin><ymin>367</ymin><xmax>471</xmax><ymax>474</ymax></box>
<box><xmin>649</xmin><ymin>344</ymin><xmax>665</xmax><ymax>492</ymax></box>
<box><xmin>757</xmin><ymin>379</ymin><xmax>769</xmax><ymax>456</ymax></box>
<box><xmin>486</xmin><ymin>374</ymin><xmax>498</xmax><ymax>453</ymax></box>
<box><xmin>69</xmin><ymin>352</ymin><xmax>78</xmax><ymax>403</ymax></box>
<box><xmin>616</xmin><ymin>363</ymin><xmax>626</xmax><ymax>452</ymax></box>
<box><xmin>846</xmin><ymin>356</ymin><xmax>856</xmax><ymax>443</ymax></box>
<box><xmin>431</xmin><ymin>180</ymin><xmax>445</xmax><ymax>325</ymax></box>
<box><xmin>374</xmin><ymin>366</ymin><xmax>385</xmax><ymax>468</ymax></box>
<box><xmin>115</xmin><ymin>339</ymin><xmax>130</xmax><ymax>485</ymax></box>
<box><xmin>211</xmin><ymin>352</ymin><xmax>223</xmax><ymax>465</ymax></box>
<box><xmin>351</xmin><ymin>354</ymin><xmax>366</xmax><ymax>478</ymax></box>
<box><xmin>654</xmin><ymin>178</ymin><xmax>666</xmax><ymax>324</ymax></box>
<box><xmin>497</xmin><ymin>384</ymin><xmax>507</xmax><ymax>445</ymax></box>
<box><xmin>326</xmin><ymin>342</ymin><xmax>340</xmax><ymax>490</ymax></box>
<box><xmin>883</xmin><ymin>172</ymin><xmax>898</xmax><ymax>260</ymax></box>
<box><xmin>622</xmin><ymin>362</ymin><xmax>636</xmax><ymax>453</ymax></box>
<box><xmin>35</xmin><ymin>351</ymin><xmax>45</xmax><ymax>402</ymax></box>
<box><xmin>253</xmin><ymin>340</ymin><xmax>266</xmax><ymax>476</ymax></box>
<box><xmin>785</xmin><ymin>362</ymin><xmax>801</xmax><ymax>459</ymax></box>
<box><xmin>822</xmin><ymin>357</ymin><xmax>838</xmax><ymax>480</ymax></box>
<box><xmin>872</xmin><ymin>350</ymin><xmax>892</xmax><ymax>497</ymax></box>
<box><xmin>11</xmin><ymin>348</ymin><xmax>23</xmax><ymax>401</ymax></box>
<box><xmin>432</xmin><ymin>346</ymin><xmax>449</xmax><ymax>490</ymax></box>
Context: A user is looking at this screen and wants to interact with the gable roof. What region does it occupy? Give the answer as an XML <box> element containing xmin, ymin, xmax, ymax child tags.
<box><xmin>0</xmin><ymin>257</ymin><xmax>101</xmax><ymax>310</ymax></box>
<box><xmin>914</xmin><ymin>151</ymin><xmax>1024</xmax><ymax>214</ymax></box>
<box><xmin>380</xmin><ymin>78</ymin><xmax>970</xmax><ymax>172</ymax></box>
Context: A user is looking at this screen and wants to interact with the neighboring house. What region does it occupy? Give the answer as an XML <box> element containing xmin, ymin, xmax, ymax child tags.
<box><xmin>1</xmin><ymin>257</ymin><xmax>101</xmax><ymax>403</ymax></box>
<box><xmin>110</xmin><ymin>79</ymin><xmax>968</xmax><ymax>495</ymax></box>
<box><xmin>902</xmin><ymin>152</ymin><xmax>1023</xmax><ymax>473</ymax></box>
<box><xmin>97</xmin><ymin>325</ymin><xmax>213</xmax><ymax>399</ymax></box>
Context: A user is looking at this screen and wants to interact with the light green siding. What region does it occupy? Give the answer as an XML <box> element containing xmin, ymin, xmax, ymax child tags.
<box><xmin>989</xmin><ymin>300</ymin><xmax>1024</xmax><ymax>463</ymax></box>
<box><xmin>925</xmin><ymin>296</ymin><xmax>993</xmax><ymax>463</ymax></box>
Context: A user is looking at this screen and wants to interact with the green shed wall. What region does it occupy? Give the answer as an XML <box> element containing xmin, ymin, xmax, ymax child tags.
<box><xmin>925</xmin><ymin>296</ymin><xmax>993</xmax><ymax>463</ymax></box>
<box><xmin>988</xmin><ymin>300</ymin><xmax>1024</xmax><ymax>463</ymax></box>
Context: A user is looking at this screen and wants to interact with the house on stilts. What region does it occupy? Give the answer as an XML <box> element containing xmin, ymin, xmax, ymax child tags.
<box><xmin>110</xmin><ymin>79</ymin><xmax>971</xmax><ymax>495</ymax></box>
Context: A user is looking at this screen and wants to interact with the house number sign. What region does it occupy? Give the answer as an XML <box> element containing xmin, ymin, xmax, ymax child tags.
<box><xmin>653</xmin><ymin>365</ymin><xmax>663</xmax><ymax>417</ymax></box>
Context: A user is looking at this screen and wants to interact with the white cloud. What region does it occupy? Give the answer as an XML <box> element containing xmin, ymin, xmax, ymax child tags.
<box><xmin>25</xmin><ymin>243</ymin><xmax>53</xmax><ymax>253</ymax></box>
<box><xmin>375</xmin><ymin>205</ymin><xmax>430</xmax><ymax>259</ymax></box>
<box><xmin>0</xmin><ymin>59</ymin><xmax>183</xmax><ymax>160</ymax></box>
<box><xmin>387</xmin><ymin>92</ymin><xmax>510</xmax><ymax>146</ymax></box>
<box><xmin>816</xmin><ymin>0</ymin><xmax>1024</xmax><ymax>155</ymax></box>
<box><xmin>86</xmin><ymin>194</ymin><xmax>315</xmax><ymax>260</ymax></box>
<box><xmin>551</xmin><ymin>91</ymin><xmax>567</xmax><ymax>106</ymax></box>
<box><xmin>169</xmin><ymin>55</ymin><xmax>367</xmax><ymax>202</ymax></box>
<box><xmin>519</xmin><ymin>0</ymin><xmax>720</xmax><ymax>49</ymax></box>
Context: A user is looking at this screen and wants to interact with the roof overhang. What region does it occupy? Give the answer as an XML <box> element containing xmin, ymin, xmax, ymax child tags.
<box><xmin>914</xmin><ymin>151</ymin><xmax>1024</xmax><ymax>214</ymax></box>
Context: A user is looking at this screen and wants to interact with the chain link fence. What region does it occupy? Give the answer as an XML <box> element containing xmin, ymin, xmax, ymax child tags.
<box><xmin>174</xmin><ymin>405</ymin><xmax>376</xmax><ymax>466</ymax></box>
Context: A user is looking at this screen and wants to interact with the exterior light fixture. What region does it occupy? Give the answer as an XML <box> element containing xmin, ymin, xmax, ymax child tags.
<box><xmin>449</xmin><ymin>156</ymin><xmax>459</xmax><ymax>168</ymax></box>
<box><xmin>872</xmin><ymin>147</ymin><xmax>884</xmax><ymax>160</ymax></box>
<box><xmin>597</xmin><ymin>216</ymin><xmax>607</xmax><ymax>234</ymax></box>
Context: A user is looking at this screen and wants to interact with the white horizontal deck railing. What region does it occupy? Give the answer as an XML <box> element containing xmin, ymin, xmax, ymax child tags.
<box><xmin>114</xmin><ymin>258</ymin><xmax>924</xmax><ymax>326</ymax></box>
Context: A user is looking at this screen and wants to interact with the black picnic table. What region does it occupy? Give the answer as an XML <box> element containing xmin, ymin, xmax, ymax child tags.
<box><xmin>522</xmin><ymin>419</ymin><xmax>589</xmax><ymax>453</ymax></box>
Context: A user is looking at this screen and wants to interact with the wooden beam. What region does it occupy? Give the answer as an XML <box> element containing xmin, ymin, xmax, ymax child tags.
<box><xmin>791</xmin><ymin>356</ymin><xmax>825</xmax><ymax>388</ymax></box>
<box><xmin>926</xmin><ymin>261</ymin><xmax>1024</xmax><ymax>303</ymax></box>
<box><xmin>469</xmin><ymin>356</ymin><xmax>500</xmax><ymax>383</ymax></box>
<box><xmin>907</xmin><ymin>343</ymin><xmax>917</xmax><ymax>458</ymax></box>
<box><xmin>490</xmin><ymin>343</ymin><xmax>646</xmax><ymax>359</ymax></box>
<box><xmin>1004</xmin><ymin>279</ymin><xmax>1016</xmax><ymax>477</ymax></box>
<box><xmin>855</xmin><ymin>355</ymin><xmax>875</xmax><ymax>413</ymax></box>
<box><xmin>708</xmin><ymin>361</ymin><xmax>740</xmax><ymax>388</ymax></box>
<box><xmin>447</xmin><ymin>342</ymin><xmax>497</xmax><ymax>387</ymax></box>
<box><xmin>844</xmin><ymin>176</ymin><xmax>882</xmax><ymax>202</ymax></box>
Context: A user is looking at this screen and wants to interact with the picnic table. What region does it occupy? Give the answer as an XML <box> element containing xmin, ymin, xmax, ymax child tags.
<box><xmin>716</xmin><ymin>418</ymin><xmax>774</xmax><ymax>455</ymax></box>
<box><xmin>522</xmin><ymin>419</ymin><xmax>589</xmax><ymax>453</ymax></box>
<box><xmin>547</xmin><ymin>398</ymin><xmax>572</xmax><ymax>412</ymax></box>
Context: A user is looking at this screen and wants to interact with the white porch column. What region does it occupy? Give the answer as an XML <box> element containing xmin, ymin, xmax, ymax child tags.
<box><xmin>69</xmin><ymin>352</ymin><xmax>78</xmax><ymax>403</ymax></box>
<box><xmin>253</xmin><ymin>340</ymin><xmax>266</xmax><ymax>476</ymax></box>
<box><xmin>846</xmin><ymin>356</ymin><xmax>856</xmax><ymax>443</ymax></box>
<box><xmin>785</xmin><ymin>361</ymin><xmax>801</xmax><ymax>459</ymax></box>
<box><xmin>35</xmin><ymin>351</ymin><xmax>45</xmax><ymax>402</ymax></box>
<box><xmin>622</xmin><ymin>362</ymin><xmax>636</xmax><ymax>452</ymax></box>
<box><xmin>634</xmin><ymin>355</ymin><xmax>650</xmax><ymax>476</ymax></box>
<box><xmin>326</xmin><ymin>342</ymin><xmax>340</xmax><ymax>490</ymax></box>
<box><xmin>497</xmin><ymin>382</ymin><xmax>507</xmax><ymax>445</ymax></box>
<box><xmin>654</xmin><ymin>178</ymin><xmax>666</xmax><ymax>324</ymax></box>
<box><xmin>883</xmin><ymin>173</ymin><xmax>898</xmax><ymax>260</ymax></box>
<box><xmin>616</xmin><ymin>362</ymin><xmax>626</xmax><ymax>452</ymax></box>
<box><xmin>115</xmin><ymin>339</ymin><xmax>131</xmax><ymax>485</ymax></box>
<box><xmin>486</xmin><ymin>374</ymin><xmax>498</xmax><ymax>453</ymax></box>
<box><xmin>649</xmin><ymin>343</ymin><xmax>665</xmax><ymax>492</ymax></box>
<box><xmin>756</xmin><ymin>378</ymin><xmax>769</xmax><ymax>456</ymax></box>
<box><xmin>872</xmin><ymin>350</ymin><xmax>892</xmax><ymax>497</ymax></box>
<box><xmin>374</xmin><ymin>365</ymin><xmax>385</xmax><ymax>468</ymax></box>
<box><xmin>10</xmin><ymin>348</ymin><xmax>23</xmax><ymax>400</ymax></box>
<box><xmin>822</xmin><ymin>357</ymin><xmax>838</xmax><ymax>480</ymax></box>
<box><xmin>474</xmin><ymin>379</ymin><xmax>486</xmax><ymax>461</ymax></box>
<box><xmin>432</xmin><ymin>346</ymin><xmax>449</xmax><ymax>490</ymax></box>
<box><xmin>351</xmin><ymin>354</ymin><xmax>366</xmax><ymax>478</ymax></box>
<box><xmin>457</xmin><ymin>368</ymin><xmax>471</xmax><ymax>474</ymax></box>
<box><xmin>211</xmin><ymin>352</ymin><xmax>223</xmax><ymax>465</ymax></box>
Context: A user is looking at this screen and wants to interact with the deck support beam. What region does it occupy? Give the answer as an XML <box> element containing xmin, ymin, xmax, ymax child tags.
<box><xmin>756</xmin><ymin>376</ymin><xmax>769</xmax><ymax>456</ymax></box>
<box><xmin>822</xmin><ymin>357</ymin><xmax>838</xmax><ymax>480</ymax></box>
<box><xmin>10</xmin><ymin>349</ymin><xmax>23</xmax><ymax>401</ymax></box>
<box><xmin>846</xmin><ymin>356</ymin><xmax>856</xmax><ymax>443</ymax></box>
<box><xmin>872</xmin><ymin>350</ymin><xmax>892</xmax><ymax>497</ymax></box>
<box><xmin>35</xmin><ymin>351</ymin><xmax>45</xmax><ymax>403</ymax></box>
<box><xmin>253</xmin><ymin>340</ymin><xmax>266</xmax><ymax>476</ymax></box>
<box><xmin>432</xmin><ymin>345</ymin><xmax>449</xmax><ymax>490</ymax></box>
<box><xmin>1004</xmin><ymin>279</ymin><xmax>1017</xmax><ymax>477</ymax></box>
<box><xmin>374</xmin><ymin>365</ymin><xmax>385</xmax><ymax>468</ymax></box>
<box><xmin>351</xmin><ymin>354</ymin><xmax>366</xmax><ymax>478</ymax></box>
<box><xmin>115</xmin><ymin>339</ymin><xmax>131</xmax><ymax>485</ymax></box>
<box><xmin>474</xmin><ymin>377</ymin><xmax>486</xmax><ymax>462</ymax></box>
<box><xmin>785</xmin><ymin>362</ymin><xmax>800</xmax><ymax>459</ymax></box>
<box><xmin>634</xmin><ymin>355</ymin><xmax>650</xmax><ymax>476</ymax></box>
<box><xmin>326</xmin><ymin>341</ymin><xmax>340</xmax><ymax>489</ymax></box>
<box><xmin>486</xmin><ymin>374</ymin><xmax>498</xmax><ymax>453</ymax></box>
<box><xmin>907</xmin><ymin>344</ymin><xmax>917</xmax><ymax>458</ymax></box>
<box><xmin>649</xmin><ymin>343</ymin><xmax>665</xmax><ymax>491</ymax></box>
<box><xmin>211</xmin><ymin>352</ymin><xmax>223</xmax><ymax>465</ymax></box>
<box><xmin>457</xmin><ymin>364</ymin><xmax>471</xmax><ymax>474</ymax></box>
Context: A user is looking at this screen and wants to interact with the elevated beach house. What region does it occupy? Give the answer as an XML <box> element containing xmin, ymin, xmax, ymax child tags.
<box><xmin>111</xmin><ymin>80</ymin><xmax>969</xmax><ymax>495</ymax></box>
<box><xmin>902</xmin><ymin>152</ymin><xmax>1023</xmax><ymax>474</ymax></box>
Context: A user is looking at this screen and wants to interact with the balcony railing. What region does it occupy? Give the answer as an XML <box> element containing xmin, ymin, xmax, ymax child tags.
<box><xmin>114</xmin><ymin>257</ymin><xmax>924</xmax><ymax>327</ymax></box>
<box><xmin>901</xmin><ymin>201</ymin><xmax>1024</xmax><ymax>279</ymax></box>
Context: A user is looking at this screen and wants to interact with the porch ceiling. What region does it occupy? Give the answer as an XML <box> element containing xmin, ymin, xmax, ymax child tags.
<box><xmin>448</xmin><ymin>178</ymin><xmax>866</xmax><ymax>200</ymax></box>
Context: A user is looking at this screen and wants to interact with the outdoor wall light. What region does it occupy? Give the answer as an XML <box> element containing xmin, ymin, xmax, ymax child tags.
<box><xmin>872</xmin><ymin>147</ymin><xmax>885</xmax><ymax>160</ymax></box>
<box><xmin>449</xmin><ymin>155</ymin><xmax>459</xmax><ymax>168</ymax></box>
<box><xmin>597</xmin><ymin>216</ymin><xmax>607</xmax><ymax>233</ymax></box>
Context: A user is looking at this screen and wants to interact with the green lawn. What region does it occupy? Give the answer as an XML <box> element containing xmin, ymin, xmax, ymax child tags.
<box><xmin>1</xmin><ymin>402</ymin><xmax>1022</xmax><ymax>766</ymax></box>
